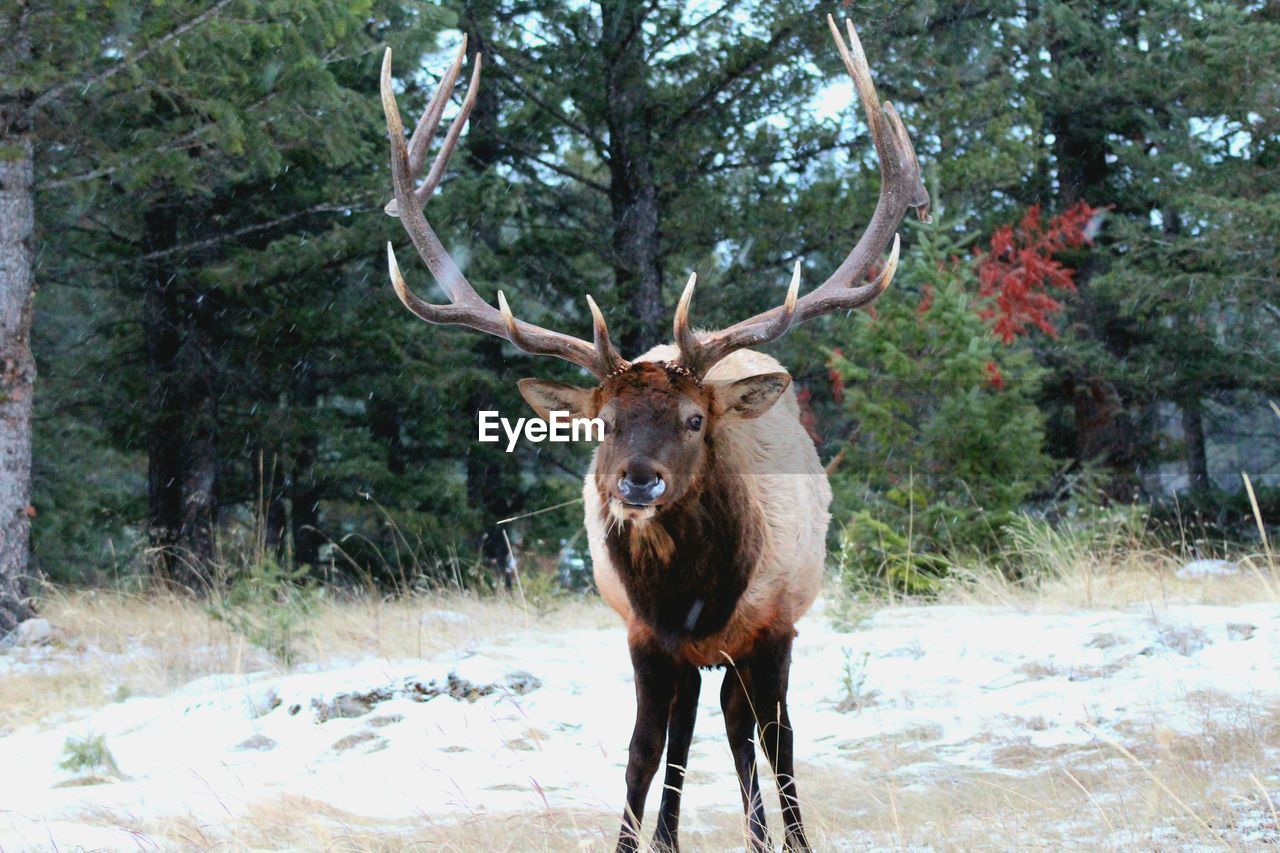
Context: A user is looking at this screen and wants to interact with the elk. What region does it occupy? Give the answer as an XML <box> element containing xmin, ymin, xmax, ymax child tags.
<box><xmin>379</xmin><ymin>15</ymin><xmax>928</xmax><ymax>852</ymax></box>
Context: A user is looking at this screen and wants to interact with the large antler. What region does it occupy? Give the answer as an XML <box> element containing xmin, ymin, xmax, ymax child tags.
<box><xmin>381</xmin><ymin>40</ymin><xmax>627</xmax><ymax>379</ymax></box>
<box><xmin>674</xmin><ymin>15</ymin><xmax>931</xmax><ymax>378</ymax></box>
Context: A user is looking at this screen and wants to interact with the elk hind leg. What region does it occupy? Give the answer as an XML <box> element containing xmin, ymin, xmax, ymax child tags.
<box><xmin>721</xmin><ymin>664</ymin><xmax>770</xmax><ymax>851</ymax></box>
<box><xmin>751</xmin><ymin>632</ymin><xmax>811</xmax><ymax>851</ymax></box>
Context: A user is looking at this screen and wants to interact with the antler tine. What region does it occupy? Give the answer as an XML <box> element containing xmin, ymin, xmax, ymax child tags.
<box><xmin>381</xmin><ymin>47</ymin><xmax>617</xmax><ymax>378</ymax></box>
<box><xmin>673</xmin><ymin>273</ymin><xmax>700</xmax><ymax>363</ymax></box>
<box><xmin>674</xmin><ymin>17</ymin><xmax>928</xmax><ymax>378</ymax></box>
<box><xmin>831</xmin><ymin>15</ymin><xmax>884</xmax><ymax>139</ymax></box>
<box><xmin>884</xmin><ymin>103</ymin><xmax>930</xmax><ymax>214</ymax></box>
<box><xmin>408</xmin><ymin>37</ymin><xmax>467</xmax><ymax>178</ymax></box>
<box><xmin>586</xmin><ymin>295</ymin><xmax>629</xmax><ymax>376</ymax></box>
<box><xmin>765</xmin><ymin>260</ymin><xmax>802</xmax><ymax>338</ymax></box>
<box><xmin>496</xmin><ymin>290</ymin><xmax>536</xmax><ymax>352</ymax></box>
<box><xmin>861</xmin><ymin>232</ymin><xmax>901</xmax><ymax>303</ymax></box>
<box><xmin>387</xmin><ymin>240</ymin><xmax>439</xmax><ymax>322</ymax></box>
<box><xmin>418</xmin><ymin>53</ymin><xmax>482</xmax><ymax>207</ymax></box>
<box><xmin>833</xmin><ymin>17</ymin><xmax>924</xmax><ymax>214</ymax></box>
<box><xmin>385</xmin><ymin>39</ymin><xmax>464</xmax><ymax>217</ymax></box>
<box><xmin>808</xmin><ymin>15</ymin><xmax>927</xmax><ymax>297</ymax></box>
<box><xmin>382</xmin><ymin>47</ymin><xmax>473</xmax><ymax>303</ymax></box>
<box><xmin>680</xmin><ymin>263</ymin><xmax>801</xmax><ymax>375</ymax></box>
<box><xmin>385</xmin><ymin>43</ymin><xmax>480</xmax><ymax>218</ymax></box>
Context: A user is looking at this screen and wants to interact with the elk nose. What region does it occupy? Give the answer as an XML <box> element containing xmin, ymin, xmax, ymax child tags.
<box><xmin>618</xmin><ymin>466</ymin><xmax>666</xmax><ymax>506</ymax></box>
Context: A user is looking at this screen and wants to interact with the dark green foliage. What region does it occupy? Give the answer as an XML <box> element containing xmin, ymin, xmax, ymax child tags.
<box><xmin>28</xmin><ymin>1</ymin><xmax>462</xmax><ymax>585</ymax></box>
<box><xmin>826</xmin><ymin>224</ymin><xmax>1053</xmax><ymax>592</ymax></box>
<box><xmin>208</xmin><ymin>558</ymin><xmax>320</xmax><ymax>665</ymax></box>
<box><xmin>14</xmin><ymin>0</ymin><xmax>1278</xmax><ymax>593</ymax></box>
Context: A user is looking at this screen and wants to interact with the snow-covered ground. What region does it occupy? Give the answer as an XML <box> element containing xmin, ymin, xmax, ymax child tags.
<box><xmin>2</xmin><ymin>599</ymin><xmax>1278</xmax><ymax>849</ymax></box>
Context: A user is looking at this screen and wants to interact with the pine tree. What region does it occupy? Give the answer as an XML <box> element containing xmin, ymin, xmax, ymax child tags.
<box><xmin>387</xmin><ymin>1</ymin><xmax>890</xmax><ymax>572</ymax></box>
<box><xmin>844</xmin><ymin>0</ymin><xmax>1279</xmax><ymax>511</ymax></box>
<box><xmin>22</xmin><ymin>1</ymin><xmax>449</xmax><ymax>589</ymax></box>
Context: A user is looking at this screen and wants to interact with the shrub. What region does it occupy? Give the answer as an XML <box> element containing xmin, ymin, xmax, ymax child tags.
<box><xmin>59</xmin><ymin>732</ymin><xmax>121</xmax><ymax>778</ymax></box>
<box><xmin>208</xmin><ymin>559</ymin><xmax>321</xmax><ymax>666</ymax></box>
<box><xmin>827</xmin><ymin>221</ymin><xmax>1059</xmax><ymax>593</ymax></box>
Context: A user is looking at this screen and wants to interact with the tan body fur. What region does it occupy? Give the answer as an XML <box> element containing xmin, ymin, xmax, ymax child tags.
<box><xmin>584</xmin><ymin>346</ymin><xmax>831</xmax><ymax>666</ymax></box>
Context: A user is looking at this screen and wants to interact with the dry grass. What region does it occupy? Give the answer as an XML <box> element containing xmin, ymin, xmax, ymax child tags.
<box><xmin>1</xmin><ymin>585</ymin><xmax>610</xmax><ymax>732</ymax></box>
<box><xmin>938</xmin><ymin>548</ymin><xmax>1279</xmax><ymax>610</ymax></box>
<box><xmin>0</xmin><ymin>589</ymin><xmax>244</xmax><ymax>732</ymax></box>
<box><xmin>6</xmin><ymin>514</ymin><xmax>1280</xmax><ymax>849</ymax></box>
<box><xmin>911</xmin><ymin>507</ymin><xmax>1280</xmax><ymax>610</ymax></box>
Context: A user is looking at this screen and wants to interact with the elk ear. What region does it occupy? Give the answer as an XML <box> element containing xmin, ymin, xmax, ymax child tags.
<box><xmin>517</xmin><ymin>378</ymin><xmax>595</xmax><ymax>421</ymax></box>
<box><xmin>718</xmin><ymin>372</ymin><xmax>790</xmax><ymax>420</ymax></box>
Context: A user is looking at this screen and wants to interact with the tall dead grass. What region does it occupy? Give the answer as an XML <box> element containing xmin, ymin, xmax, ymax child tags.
<box><xmin>909</xmin><ymin>495</ymin><xmax>1277</xmax><ymax>611</ymax></box>
<box><xmin>1</xmin><ymin>584</ymin><xmax>607</xmax><ymax>732</ymax></box>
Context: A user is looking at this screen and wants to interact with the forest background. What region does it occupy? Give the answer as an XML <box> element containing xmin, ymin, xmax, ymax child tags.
<box><xmin>0</xmin><ymin>0</ymin><xmax>1276</xmax><ymax>627</ymax></box>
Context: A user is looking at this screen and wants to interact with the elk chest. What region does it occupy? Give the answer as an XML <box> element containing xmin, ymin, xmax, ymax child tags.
<box><xmin>601</xmin><ymin>477</ymin><xmax>765</xmax><ymax>661</ymax></box>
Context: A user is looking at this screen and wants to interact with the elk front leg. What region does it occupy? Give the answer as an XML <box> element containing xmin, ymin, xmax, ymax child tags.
<box><xmin>653</xmin><ymin>665</ymin><xmax>701</xmax><ymax>851</ymax></box>
<box><xmin>721</xmin><ymin>665</ymin><xmax>770</xmax><ymax>851</ymax></box>
<box><xmin>617</xmin><ymin>644</ymin><xmax>676</xmax><ymax>853</ymax></box>
<box><xmin>751</xmin><ymin>632</ymin><xmax>811</xmax><ymax>851</ymax></box>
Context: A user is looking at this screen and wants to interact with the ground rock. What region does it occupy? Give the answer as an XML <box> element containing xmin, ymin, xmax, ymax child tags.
<box><xmin>10</xmin><ymin>618</ymin><xmax>53</xmax><ymax>646</ymax></box>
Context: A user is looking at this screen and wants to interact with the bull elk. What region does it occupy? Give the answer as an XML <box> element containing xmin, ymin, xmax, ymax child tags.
<box><xmin>379</xmin><ymin>15</ymin><xmax>928</xmax><ymax>851</ymax></box>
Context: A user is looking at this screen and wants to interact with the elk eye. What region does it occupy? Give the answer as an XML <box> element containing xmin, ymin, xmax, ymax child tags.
<box><xmin>686</xmin><ymin>414</ymin><xmax>704</xmax><ymax>432</ymax></box>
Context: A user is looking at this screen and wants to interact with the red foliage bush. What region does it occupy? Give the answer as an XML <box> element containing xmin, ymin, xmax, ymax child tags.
<box><xmin>827</xmin><ymin>347</ymin><xmax>846</xmax><ymax>405</ymax></box>
<box><xmin>974</xmin><ymin>202</ymin><xmax>1100</xmax><ymax>343</ymax></box>
<box><xmin>916</xmin><ymin>284</ymin><xmax>935</xmax><ymax>316</ymax></box>
<box><xmin>984</xmin><ymin>360</ymin><xmax>1006</xmax><ymax>391</ymax></box>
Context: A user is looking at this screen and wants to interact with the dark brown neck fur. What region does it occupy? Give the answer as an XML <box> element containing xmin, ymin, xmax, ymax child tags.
<box><xmin>602</xmin><ymin>443</ymin><xmax>763</xmax><ymax>657</ymax></box>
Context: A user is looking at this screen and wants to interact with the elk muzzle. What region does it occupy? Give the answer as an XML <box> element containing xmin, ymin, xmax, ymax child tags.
<box><xmin>618</xmin><ymin>463</ymin><xmax>667</xmax><ymax>507</ymax></box>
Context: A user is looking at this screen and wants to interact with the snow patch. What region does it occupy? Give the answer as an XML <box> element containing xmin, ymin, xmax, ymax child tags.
<box><xmin>1176</xmin><ymin>559</ymin><xmax>1239</xmax><ymax>578</ymax></box>
<box><xmin>0</xmin><ymin>603</ymin><xmax>1277</xmax><ymax>848</ymax></box>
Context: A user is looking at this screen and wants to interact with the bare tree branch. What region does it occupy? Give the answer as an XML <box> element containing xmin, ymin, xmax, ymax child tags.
<box><xmin>134</xmin><ymin>200</ymin><xmax>373</xmax><ymax>263</ymax></box>
<box><xmin>484</xmin><ymin>46</ymin><xmax>608</xmax><ymax>157</ymax></box>
<box><xmin>505</xmin><ymin>143</ymin><xmax>609</xmax><ymax>193</ymax></box>
<box><xmin>647</xmin><ymin>0</ymin><xmax>742</xmax><ymax>58</ymax></box>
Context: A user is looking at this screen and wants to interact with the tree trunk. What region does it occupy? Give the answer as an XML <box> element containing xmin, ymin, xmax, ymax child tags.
<box><xmin>1044</xmin><ymin>10</ymin><xmax>1137</xmax><ymax>494</ymax></box>
<box><xmin>1048</xmin><ymin>117</ymin><xmax>1107</xmax><ymax>209</ymax></box>
<box><xmin>369</xmin><ymin>397</ymin><xmax>405</xmax><ymax>476</ymax></box>
<box><xmin>290</xmin><ymin>435</ymin><xmax>320</xmax><ymax>568</ymax></box>
<box><xmin>600</xmin><ymin>0</ymin><xmax>663</xmax><ymax>354</ymax></box>
<box><xmin>0</xmin><ymin>102</ymin><xmax>36</xmax><ymax>633</ymax></box>
<box><xmin>263</xmin><ymin>452</ymin><xmax>289</xmax><ymax>561</ymax></box>
<box><xmin>460</xmin><ymin>6</ymin><xmax>521</xmax><ymax>587</ymax></box>
<box><xmin>1180</xmin><ymin>395</ymin><xmax>1210</xmax><ymax>499</ymax></box>
<box><xmin>461</xmin><ymin>5</ymin><xmax>502</xmax><ymax>176</ymax></box>
<box><xmin>465</xmin><ymin>342</ymin><xmax>522</xmax><ymax>589</ymax></box>
<box><xmin>142</xmin><ymin>203</ymin><xmax>187</xmax><ymax>585</ymax></box>
<box><xmin>290</xmin><ymin>357</ymin><xmax>321</xmax><ymax>568</ymax></box>
<box><xmin>141</xmin><ymin>201</ymin><xmax>220</xmax><ymax>589</ymax></box>
<box><xmin>179</xmin><ymin>389</ymin><xmax>219</xmax><ymax>581</ymax></box>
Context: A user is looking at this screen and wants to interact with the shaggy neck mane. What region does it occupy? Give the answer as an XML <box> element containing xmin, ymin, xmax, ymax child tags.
<box><xmin>601</xmin><ymin>440</ymin><xmax>763</xmax><ymax>653</ymax></box>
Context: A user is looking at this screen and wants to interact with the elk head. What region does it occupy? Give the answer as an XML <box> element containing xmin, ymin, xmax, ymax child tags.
<box><xmin>379</xmin><ymin>17</ymin><xmax>929</xmax><ymax>521</ymax></box>
<box><xmin>518</xmin><ymin>356</ymin><xmax>792</xmax><ymax>521</ymax></box>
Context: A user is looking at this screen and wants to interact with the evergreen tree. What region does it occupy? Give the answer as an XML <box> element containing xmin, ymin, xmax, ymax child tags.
<box><xmin>8</xmin><ymin>0</ymin><xmax>1276</xmax><ymax>603</ymax></box>
<box><xmin>24</xmin><ymin>1</ymin><xmax>449</xmax><ymax>588</ymax></box>
<box><xmin>847</xmin><ymin>0</ymin><xmax>1279</xmax><ymax>512</ymax></box>
<box><xmin>394</xmin><ymin>1</ymin><xmax>888</xmax><ymax>574</ymax></box>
